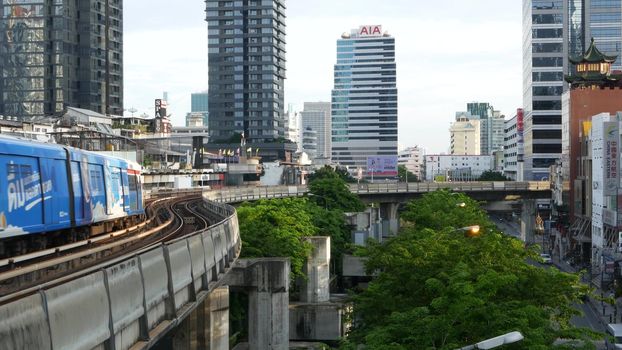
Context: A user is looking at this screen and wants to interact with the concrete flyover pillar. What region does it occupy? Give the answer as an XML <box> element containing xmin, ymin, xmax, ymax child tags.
<box><xmin>224</xmin><ymin>258</ymin><xmax>290</xmax><ymax>350</ymax></box>
<box><xmin>520</xmin><ymin>199</ymin><xmax>536</xmax><ymax>244</ymax></box>
<box><xmin>300</xmin><ymin>237</ymin><xmax>330</xmax><ymax>303</ymax></box>
<box><xmin>172</xmin><ymin>286</ymin><xmax>229</xmax><ymax>350</ymax></box>
<box><xmin>379</xmin><ymin>202</ymin><xmax>400</xmax><ymax>237</ymax></box>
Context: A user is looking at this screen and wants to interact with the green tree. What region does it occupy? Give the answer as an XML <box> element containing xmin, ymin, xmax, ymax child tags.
<box><xmin>308</xmin><ymin>167</ymin><xmax>365</xmax><ymax>213</ymax></box>
<box><xmin>401</xmin><ymin>190</ymin><xmax>491</xmax><ymax>232</ymax></box>
<box><xmin>398</xmin><ymin>165</ymin><xmax>418</xmax><ymax>182</ymax></box>
<box><xmin>477</xmin><ymin>170</ymin><xmax>511</xmax><ymax>181</ymax></box>
<box><xmin>237</xmin><ymin>198</ymin><xmax>315</xmax><ymax>279</ymax></box>
<box><xmin>308</xmin><ymin>165</ymin><xmax>357</xmax><ymax>184</ymax></box>
<box><xmin>307</xmin><ymin>168</ymin><xmax>366</xmax><ymax>276</ymax></box>
<box><xmin>342</xmin><ymin>190</ymin><xmax>596</xmax><ymax>349</ymax></box>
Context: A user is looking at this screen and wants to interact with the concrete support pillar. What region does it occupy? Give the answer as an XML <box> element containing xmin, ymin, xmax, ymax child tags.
<box><xmin>173</xmin><ymin>286</ymin><xmax>229</xmax><ymax>350</ymax></box>
<box><xmin>225</xmin><ymin>258</ymin><xmax>290</xmax><ymax>350</ymax></box>
<box><xmin>301</xmin><ymin>237</ymin><xmax>330</xmax><ymax>303</ymax></box>
<box><xmin>172</xmin><ymin>311</ymin><xmax>193</xmax><ymax>350</ymax></box>
<box><xmin>379</xmin><ymin>202</ymin><xmax>400</xmax><ymax>237</ymax></box>
<box><xmin>520</xmin><ymin>199</ymin><xmax>536</xmax><ymax>244</ymax></box>
<box><xmin>206</xmin><ymin>287</ymin><xmax>230</xmax><ymax>350</ymax></box>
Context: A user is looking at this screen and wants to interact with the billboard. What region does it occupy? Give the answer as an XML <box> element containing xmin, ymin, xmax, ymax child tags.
<box><xmin>516</xmin><ymin>108</ymin><xmax>524</xmax><ymax>161</ymax></box>
<box><xmin>604</xmin><ymin>121</ymin><xmax>619</xmax><ymax>192</ymax></box>
<box><xmin>367</xmin><ymin>156</ymin><xmax>398</xmax><ymax>176</ymax></box>
<box><xmin>155</xmin><ymin>99</ymin><xmax>167</xmax><ymax>118</ymax></box>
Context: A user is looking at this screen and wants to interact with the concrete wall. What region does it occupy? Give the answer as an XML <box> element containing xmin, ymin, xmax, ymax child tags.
<box><xmin>289</xmin><ymin>303</ymin><xmax>344</xmax><ymax>341</ymax></box>
<box><xmin>0</xmin><ymin>199</ymin><xmax>240</xmax><ymax>350</ymax></box>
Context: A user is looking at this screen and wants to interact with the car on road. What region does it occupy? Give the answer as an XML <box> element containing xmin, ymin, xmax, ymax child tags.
<box><xmin>607</xmin><ymin>323</ymin><xmax>622</xmax><ymax>349</ymax></box>
<box><xmin>540</xmin><ymin>253</ymin><xmax>552</xmax><ymax>264</ymax></box>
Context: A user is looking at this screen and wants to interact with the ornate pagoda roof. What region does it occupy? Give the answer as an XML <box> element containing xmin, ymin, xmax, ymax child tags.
<box><xmin>569</xmin><ymin>38</ymin><xmax>618</xmax><ymax>64</ymax></box>
<box><xmin>565</xmin><ymin>38</ymin><xmax>622</xmax><ymax>86</ymax></box>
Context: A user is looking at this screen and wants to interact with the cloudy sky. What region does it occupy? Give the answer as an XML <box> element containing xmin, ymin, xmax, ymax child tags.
<box><xmin>124</xmin><ymin>0</ymin><xmax>522</xmax><ymax>154</ymax></box>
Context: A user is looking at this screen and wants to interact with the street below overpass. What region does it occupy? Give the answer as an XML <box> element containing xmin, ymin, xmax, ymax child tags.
<box><xmin>489</xmin><ymin>213</ymin><xmax>607</xmax><ymax>348</ymax></box>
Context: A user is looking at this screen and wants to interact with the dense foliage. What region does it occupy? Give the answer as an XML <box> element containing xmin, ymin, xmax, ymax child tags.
<box><xmin>237</xmin><ymin>166</ymin><xmax>365</xmax><ymax>281</ymax></box>
<box><xmin>308</xmin><ymin>165</ymin><xmax>357</xmax><ymax>184</ymax></box>
<box><xmin>342</xmin><ymin>190</ymin><xmax>596</xmax><ymax>349</ymax></box>
<box><xmin>398</xmin><ymin>165</ymin><xmax>418</xmax><ymax>182</ymax></box>
<box><xmin>308</xmin><ymin>168</ymin><xmax>365</xmax><ymax>213</ymax></box>
<box><xmin>237</xmin><ymin>198</ymin><xmax>315</xmax><ymax>279</ymax></box>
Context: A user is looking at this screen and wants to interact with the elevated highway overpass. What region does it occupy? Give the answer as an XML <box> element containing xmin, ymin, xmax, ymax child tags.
<box><xmin>206</xmin><ymin>181</ymin><xmax>551</xmax><ymax>203</ymax></box>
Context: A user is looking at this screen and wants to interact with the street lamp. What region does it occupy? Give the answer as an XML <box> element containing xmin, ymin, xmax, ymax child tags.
<box><xmin>457</xmin><ymin>331</ymin><xmax>524</xmax><ymax>350</ymax></box>
<box><xmin>454</xmin><ymin>225</ymin><xmax>481</xmax><ymax>238</ymax></box>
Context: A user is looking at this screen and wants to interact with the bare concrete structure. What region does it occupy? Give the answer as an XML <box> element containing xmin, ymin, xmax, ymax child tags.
<box><xmin>300</xmin><ymin>237</ymin><xmax>330</xmax><ymax>303</ymax></box>
<box><xmin>521</xmin><ymin>199</ymin><xmax>536</xmax><ymax>244</ymax></box>
<box><xmin>225</xmin><ymin>258</ymin><xmax>290</xmax><ymax>350</ymax></box>
<box><xmin>171</xmin><ymin>286</ymin><xmax>230</xmax><ymax>350</ymax></box>
<box><xmin>379</xmin><ymin>202</ymin><xmax>400</xmax><ymax>237</ymax></box>
<box><xmin>290</xmin><ymin>237</ymin><xmax>345</xmax><ymax>342</ymax></box>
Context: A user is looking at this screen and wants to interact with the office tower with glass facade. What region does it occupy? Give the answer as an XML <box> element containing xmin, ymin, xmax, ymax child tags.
<box><xmin>0</xmin><ymin>0</ymin><xmax>124</xmax><ymax>120</ymax></box>
<box><xmin>331</xmin><ymin>25</ymin><xmax>398</xmax><ymax>175</ymax></box>
<box><xmin>523</xmin><ymin>0</ymin><xmax>565</xmax><ymax>180</ymax></box>
<box><xmin>205</xmin><ymin>0</ymin><xmax>286</xmax><ymax>143</ymax></box>
<box><xmin>583</xmin><ymin>0</ymin><xmax>622</xmax><ymax>70</ymax></box>
<box><xmin>467</xmin><ymin>102</ymin><xmax>494</xmax><ymax>154</ymax></box>
<box><xmin>190</xmin><ymin>92</ymin><xmax>209</xmax><ymax>127</ymax></box>
<box><xmin>301</xmin><ymin>101</ymin><xmax>331</xmax><ymax>159</ymax></box>
<box><xmin>522</xmin><ymin>0</ymin><xmax>622</xmax><ymax>180</ymax></box>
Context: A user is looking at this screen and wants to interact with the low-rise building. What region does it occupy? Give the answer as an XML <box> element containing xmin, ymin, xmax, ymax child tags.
<box><xmin>425</xmin><ymin>154</ymin><xmax>493</xmax><ymax>182</ymax></box>
<box><xmin>503</xmin><ymin>110</ymin><xmax>524</xmax><ymax>180</ymax></box>
<box><xmin>450</xmin><ymin>113</ymin><xmax>481</xmax><ymax>155</ymax></box>
<box><xmin>398</xmin><ymin>146</ymin><xmax>424</xmax><ymax>180</ymax></box>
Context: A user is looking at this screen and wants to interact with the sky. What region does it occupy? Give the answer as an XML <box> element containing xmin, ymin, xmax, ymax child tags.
<box><xmin>124</xmin><ymin>0</ymin><xmax>522</xmax><ymax>154</ymax></box>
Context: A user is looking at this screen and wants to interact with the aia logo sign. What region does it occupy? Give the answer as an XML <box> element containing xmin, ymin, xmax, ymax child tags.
<box><xmin>358</xmin><ymin>25</ymin><xmax>382</xmax><ymax>37</ymax></box>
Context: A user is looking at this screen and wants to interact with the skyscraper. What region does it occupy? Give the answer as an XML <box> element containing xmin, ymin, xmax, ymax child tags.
<box><xmin>300</xmin><ymin>102</ymin><xmax>331</xmax><ymax>160</ymax></box>
<box><xmin>0</xmin><ymin>1</ymin><xmax>124</xmax><ymax>120</ymax></box>
<box><xmin>522</xmin><ymin>0</ymin><xmax>622</xmax><ymax>180</ymax></box>
<box><xmin>331</xmin><ymin>25</ymin><xmax>398</xmax><ymax>175</ymax></box>
<box><xmin>522</xmin><ymin>0</ymin><xmax>565</xmax><ymax>180</ymax></box>
<box><xmin>205</xmin><ymin>0</ymin><xmax>286</xmax><ymax>143</ymax></box>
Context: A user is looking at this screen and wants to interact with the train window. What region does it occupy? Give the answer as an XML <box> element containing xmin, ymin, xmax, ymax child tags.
<box><xmin>20</xmin><ymin>165</ymin><xmax>32</xmax><ymax>177</ymax></box>
<box><xmin>7</xmin><ymin>164</ymin><xmax>18</xmax><ymax>181</ymax></box>
<box><xmin>128</xmin><ymin>174</ymin><xmax>137</xmax><ymax>192</ymax></box>
<box><xmin>128</xmin><ymin>174</ymin><xmax>138</xmax><ymax>211</ymax></box>
<box><xmin>89</xmin><ymin>169</ymin><xmax>103</xmax><ymax>195</ymax></box>
<box><xmin>6</xmin><ymin>164</ymin><xmax>34</xmax><ymax>190</ymax></box>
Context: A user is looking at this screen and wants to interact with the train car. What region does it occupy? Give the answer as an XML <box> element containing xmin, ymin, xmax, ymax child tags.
<box><xmin>0</xmin><ymin>135</ymin><xmax>145</xmax><ymax>255</ymax></box>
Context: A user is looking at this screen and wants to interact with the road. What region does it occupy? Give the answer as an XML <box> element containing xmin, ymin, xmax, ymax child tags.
<box><xmin>488</xmin><ymin>213</ymin><xmax>608</xmax><ymax>348</ymax></box>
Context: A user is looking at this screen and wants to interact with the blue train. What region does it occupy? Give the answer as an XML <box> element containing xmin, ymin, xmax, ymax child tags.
<box><xmin>0</xmin><ymin>135</ymin><xmax>144</xmax><ymax>256</ymax></box>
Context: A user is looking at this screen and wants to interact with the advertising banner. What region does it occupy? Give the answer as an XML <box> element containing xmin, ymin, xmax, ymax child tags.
<box><xmin>516</xmin><ymin>108</ymin><xmax>524</xmax><ymax>160</ymax></box>
<box><xmin>603</xmin><ymin>121</ymin><xmax>619</xmax><ymax>192</ymax></box>
<box><xmin>367</xmin><ymin>156</ymin><xmax>398</xmax><ymax>176</ymax></box>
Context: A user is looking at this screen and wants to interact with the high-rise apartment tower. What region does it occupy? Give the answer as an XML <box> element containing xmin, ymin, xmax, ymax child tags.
<box><xmin>205</xmin><ymin>0</ymin><xmax>286</xmax><ymax>143</ymax></box>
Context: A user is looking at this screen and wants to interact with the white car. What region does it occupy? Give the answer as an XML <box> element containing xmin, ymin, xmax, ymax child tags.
<box><xmin>540</xmin><ymin>253</ymin><xmax>552</xmax><ymax>264</ymax></box>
